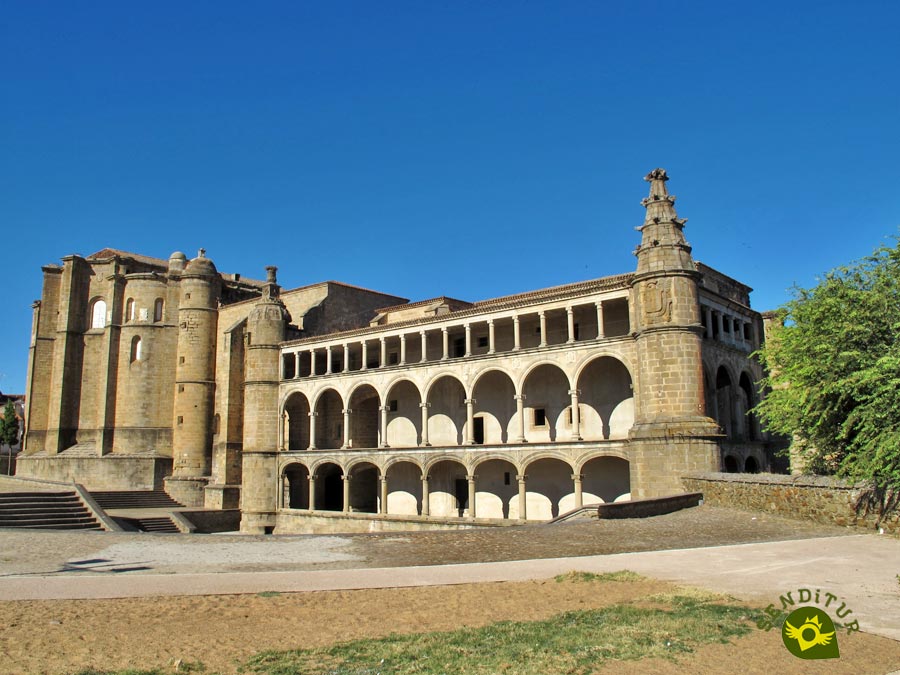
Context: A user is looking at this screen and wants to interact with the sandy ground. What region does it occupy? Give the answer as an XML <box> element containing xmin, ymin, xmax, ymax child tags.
<box><xmin>1</xmin><ymin>577</ymin><xmax>898</xmax><ymax>675</ymax></box>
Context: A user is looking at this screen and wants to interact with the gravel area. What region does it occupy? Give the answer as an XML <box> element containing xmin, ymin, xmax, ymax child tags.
<box><xmin>0</xmin><ymin>505</ymin><xmax>853</xmax><ymax>577</ymax></box>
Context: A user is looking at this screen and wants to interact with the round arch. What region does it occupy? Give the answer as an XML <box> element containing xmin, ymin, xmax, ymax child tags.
<box><xmin>472</xmin><ymin>369</ymin><xmax>517</xmax><ymax>444</ymax></box>
<box><xmin>473</xmin><ymin>457</ymin><xmax>519</xmax><ymax>520</ymax></box>
<box><xmin>576</xmin><ymin>356</ymin><xmax>634</xmax><ymax>440</ymax></box>
<box><xmin>521</xmin><ymin>456</ymin><xmax>576</xmax><ymax>520</ymax></box>
<box><xmin>384</xmin><ymin>379</ymin><xmax>422</xmax><ymax>448</ymax></box>
<box><xmin>385</xmin><ymin>459</ymin><xmax>424</xmax><ymax>516</ymax></box>
<box><xmin>312</xmin><ymin>461</ymin><xmax>343</xmax><ymax>512</ymax></box>
<box><xmin>313</xmin><ymin>388</ymin><xmax>344</xmax><ymax>450</ymax></box>
<box><xmin>581</xmin><ymin>455</ymin><xmax>630</xmax><ymax>503</ymax></box>
<box><xmin>427</xmin><ymin>457</ymin><xmax>470</xmax><ymax>518</ymax></box>
<box><xmin>283</xmin><ymin>391</ymin><xmax>311</xmax><ymax>451</ymax></box>
<box><xmin>348</xmin><ymin>384</ymin><xmax>380</xmax><ymax>449</ymax></box>
<box><xmin>426</xmin><ymin>375</ymin><xmax>467</xmax><ymax>446</ymax></box>
<box><xmin>521</xmin><ymin>363</ymin><xmax>571</xmax><ymax>443</ymax></box>
<box><xmin>281</xmin><ymin>462</ymin><xmax>310</xmax><ymax>509</ymax></box>
<box><xmin>347</xmin><ymin>460</ymin><xmax>380</xmax><ymax>513</ymax></box>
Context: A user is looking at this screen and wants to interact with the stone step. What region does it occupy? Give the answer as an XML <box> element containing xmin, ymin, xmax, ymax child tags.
<box><xmin>130</xmin><ymin>516</ymin><xmax>180</xmax><ymax>533</ymax></box>
<box><xmin>90</xmin><ymin>490</ymin><xmax>184</xmax><ymax>510</ymax></box>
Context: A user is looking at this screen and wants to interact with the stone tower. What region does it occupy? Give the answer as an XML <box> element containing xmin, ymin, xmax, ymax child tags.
<box><xmin>165</xmin><ymin>249</ymin><xmax>221</xmax><ymax>506</ymax></box>
<box><xmin>240</xmin><ymin>266</ymin><xmax>290</xmax><ymax>534</ymax></box>
<box><xmin>629</xmin><ymin>169</ymin><xmax>720</xmax><ymax>496</ymax></box>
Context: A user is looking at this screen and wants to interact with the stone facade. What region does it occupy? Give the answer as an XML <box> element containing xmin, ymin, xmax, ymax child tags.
<box><xmin>19</xmin><ymin>169</ymin><xmax>775</xmax><ymax>533</ymax></box>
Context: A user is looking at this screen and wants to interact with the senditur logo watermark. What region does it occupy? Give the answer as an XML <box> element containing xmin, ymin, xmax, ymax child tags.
<box><xmin>756</xmin><ymin>588</ymin><xmax>859</xmax><ymax>660</ymax></box>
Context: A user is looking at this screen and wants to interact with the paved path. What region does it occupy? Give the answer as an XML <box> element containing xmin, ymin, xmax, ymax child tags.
<box><xmin>2</xmin><ymin>534</ymin><xmax>898</xmax><ymax>642</ymax></box>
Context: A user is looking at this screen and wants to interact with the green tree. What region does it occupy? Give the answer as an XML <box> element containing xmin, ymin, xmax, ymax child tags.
<box><xmin>0</xmin><ymin>400</ymin><xmax>18</xmax><ymax>449</ymax></box>
<box><xmin>754</xmin><ymin>240</ymin><xmax>900</xmax><ymax>492</ymax></box>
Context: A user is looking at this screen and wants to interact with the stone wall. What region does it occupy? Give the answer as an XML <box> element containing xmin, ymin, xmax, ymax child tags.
<box><xmin>682</xmin><ymin>472</ymin><xmax>899</xmax><ymax>535</ymax></box>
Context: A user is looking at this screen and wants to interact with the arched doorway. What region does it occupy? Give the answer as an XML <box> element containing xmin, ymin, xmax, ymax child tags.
<box><xmin>715</xmin><ymin>367</ymin><xmax>735</xmax><ymax>440</ymax></box>
<box><xmin>723</xmin><ymin>455</ymin><xmax>739</xmax><ymax>473</ymax></box>
<box><xmin>744</xmin><ymin>456</ymin><xmax>759</xmax><ymax>473</ymax></box>
<box><xmin>314</xmin><ymin>462</ymin><xmax>344</xmax><ymax>511</ymax></box>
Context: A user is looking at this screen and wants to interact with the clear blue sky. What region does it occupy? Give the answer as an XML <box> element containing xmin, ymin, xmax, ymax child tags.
<box><xmin>2</xmin><ymin>2</ymin><xmax>899</xmax><ymax>393</ymax></box>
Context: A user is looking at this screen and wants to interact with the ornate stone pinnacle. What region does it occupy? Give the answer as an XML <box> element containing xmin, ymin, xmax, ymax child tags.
<box><xmin>266</xmin><ymin>266</ymin><xmax>278</xmax><ymax>284</ymax></box>
<box><xmin>644</xmin><ymin>168</ymin><xmax>668</xmax><ymax>183</ymax></box>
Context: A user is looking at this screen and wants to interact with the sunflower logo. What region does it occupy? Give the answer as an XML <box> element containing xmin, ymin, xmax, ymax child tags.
<box><xmin>782</xmin><ymin>607</ymin><xmax>840</xmax><ymax>660</ymax></box>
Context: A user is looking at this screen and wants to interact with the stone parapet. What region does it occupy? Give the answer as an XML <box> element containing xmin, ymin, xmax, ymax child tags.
<box><xmin>681</xmin><ymin>472</ymin><xmax>899</xmax><ymax>535</ymax></box>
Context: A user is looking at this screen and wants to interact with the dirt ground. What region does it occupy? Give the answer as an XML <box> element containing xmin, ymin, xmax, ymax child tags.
<box><xmin>2</xmin><ymin>577</ymin><xmax>899</xmax><ymax>675</ymax></box>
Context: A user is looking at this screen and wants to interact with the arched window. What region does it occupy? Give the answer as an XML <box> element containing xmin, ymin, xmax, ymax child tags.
<box><xmin>90</xmin><ymin>299</ymin><xmax>107</xmax><ymax>329</ymax></box>
<box><xmin>130</xmin><ymin>336</ymin><xmax>142</xmax><ymax>362</ymax></box>
<box><xmin>125</xmin><ymin>298</ymin><xmax>135</xmax><ymax>323</ymax></box>
<box><xmin>153</xmin><ymin>298</ymin><xmax>164</xmax><ymax>322</ymax></box>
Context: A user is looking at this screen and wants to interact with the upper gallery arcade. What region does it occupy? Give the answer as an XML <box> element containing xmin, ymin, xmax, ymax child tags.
<box><xmin>19</xmin><ymin>169</ymin><xmax>772</xmax><ymax>533</ymax></box>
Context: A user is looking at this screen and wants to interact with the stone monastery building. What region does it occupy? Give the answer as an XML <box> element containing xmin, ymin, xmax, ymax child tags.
<box><xmin>20</xmin><ymin>170</ymin><xmax>771</xmax><ymax>533</ymax></box>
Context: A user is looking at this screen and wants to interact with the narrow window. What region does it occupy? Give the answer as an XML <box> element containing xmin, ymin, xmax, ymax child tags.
<box><xmin>504</xmin><ymin>472</ymin><xmax>511</xmax><ymax>486</ymax></box>
<box><xmin>388</xmin><ymin>399</ymin><xmax>398</xmax><ymax>412</ymax></box>
<box><xmin>533</xmin><ymin>408</ymin><xmax>546</xmax><ymax>427</ymax></box>
<box><xmin>573</xmin><ymin>323</ymin><xmax>580</xmax><ymax>340</ymax></box>
<box><xmin>125</xmin><ymin>298</ymin><xmax>135</xmax><ymax>323</ymax></box>
<box><xmin>566</xmin><ymin>407</ymin><xmax>573</xmax><ymax>425</ymax></box>
<box><xmin>130</xmin><ymin>336</ymin><xmax>142</xmax><ymax>362</ymax></box>
<box><xmin>154</xmin><ymin>298</ymin><xmax>164</xmax><ymax>322</ymax></box>
<box><xmin>453</xmin><ymin>338</ymin><xmax>465</xmax><ymax>357</ymax></box>
<box><xmin>90</xmin><ymin>299</ymin><xmax>107</xmax><ymax>329</ymax></box>
<box><xmin>473</xmin><ymin>417</ymin><xmax>485</xmax><ymax>444</ymax></box>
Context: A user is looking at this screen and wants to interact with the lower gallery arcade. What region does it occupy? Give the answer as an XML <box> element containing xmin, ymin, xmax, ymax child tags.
<box><xmin>278</xmin><ymin>353</ymin><xmax>635</xmax><ymax>522</ymax></box>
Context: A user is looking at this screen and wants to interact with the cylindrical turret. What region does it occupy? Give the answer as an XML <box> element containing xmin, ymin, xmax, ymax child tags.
<box><xmin>240</xmin><ymin>266</ymin><xmax>290</xmax><ymax>534</ymax></box>
<box><xmin>166</xmin><ymin>249</ymin><xmax>220</xmax><ymax>506</ymax></box>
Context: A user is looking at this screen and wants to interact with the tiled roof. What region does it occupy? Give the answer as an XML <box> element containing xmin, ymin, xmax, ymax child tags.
<box><xmin>87</xmin><ymin>248</ymin><xmax>169</xmax><ymax>268</ymax></box>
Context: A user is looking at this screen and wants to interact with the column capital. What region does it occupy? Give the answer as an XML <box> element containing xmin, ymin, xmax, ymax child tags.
<box><xmin>379</xmin><ymin>405</ymin><xmax>390</xmax><ymax>412</ymax></box>
<box><xmin>595</xmin><ymin>300</ymin><xmax>604</xmax><ymax>308</ymax></box>
<box><xmin>466</xmin><ymin>474</ymin><xmax>477</xmax><ymax>481</ymax></box>
<box><xmin>571</xmin><ymin>473</ymin><xmax>584</xmax><ymax>481</ymax></box>
<box><xmin>566</xmin><ymin>306</ymin><xmax>573</xmax><ymax>314</ymax></box>
<box><xmin>342</xmin><ymin>408</ymin><xmax>353</xmax><ymax>415</ymax></box>
<box><xmin>464</xmin><ymin>398</ymin><xmax>476</xmax><ymax>405</ymax></box>
<box><xmin>513</xmin><ymin>315</ymin><xmax>520</xmax><ymax>323</ymax></box>
<box><xmin>487</xmin><ymin>318</ymin><xmax>494</xmax><ymax>326</ymax></box>
<box><xmin>568</xmin><ymin>389</ymin><xmax>581</xmax><ymax>397</ymax></box>
<box><xmin>514</xmin><ymin>394</ymin><xmax>526</xmax><ymax>401</ymax></box>
<box><xmin>308</xmin><ymin>411</ymin><xmax>318</xmax><ymax>418</ymax></box>
<box><xmin>342</xmin><ymin>474</ymin><xmax>352</xmax><ymax>482</ymax></box>
<box><xmin>441</xmin><ymin>326</ymin><xmax>448</xmax><ymax>334</ymax></box>
<box><xmin>538</xmin><ymin>310</ymin><xmax>546</xmax><ymax>318</ymax></box>
<box><xmin>516</xmin><ymin>473</ymin><xmax>527</xmax><ymax>482</ymax></box>
<box><xmin>419</xmin><ymin>401</ymin><xmax>431</xmax><ymax>409</ymax></box>
<box><xmin>421</xmin><ymin>474</ymin><xmax>430</xmax><ymax>482</ymax></box>
<box><xmin>420</xmin><ymin>329</ymin><xmax>426</xmax><ymax>336</ymax></box>
<box><xmin>380</xmin><ymin>336</ymin><xmax>386</xmax><ymax>343</ymax></box>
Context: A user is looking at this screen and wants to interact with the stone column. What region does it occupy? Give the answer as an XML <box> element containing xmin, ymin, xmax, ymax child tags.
<box><xmin>380</xmin><ymin>475</ymin><xmax>388</xmax><ymax>514</ymax></box>
<box><xmin>465</xmin><ymin>398</ymin><xmax>476</xmax><ymax>445</ymax></box>
<box><xmin>487</xmin><ymin>320</ymin><xmax>495</xmax><ymax>354</ymax></box>
<box><xmin>342</xmin><ymin>408</ymin><xmax>352</xmax><ymax>448</ymax></box>
<box><xmin>539</xmin><ymin>312</ymin><xmax>547</xmax><ymax>347</ymax></box>
<box><xmin>464</xmin><ymin>323</ymin><xmax>472</xmax><ymax>357</ymax></box>
<box><xmin>566</xmin><ymin>306</ymin><xmax>575</xmax><ymax>343</ymax></box>
<box><xmin>310</xmin><ymin>349</ymin><xmax>317</xmax><ymax>376</ymax></box>
<box><xmin>361</xmin><ymin>341</ymin><xmax>368</xmax><ymax>370</ymax></box>
<box><xmin>420</xmin><ymin>330</ymin><xmax>427</xmax><ymax>362</ymax></box>
<box><xmin>421</xmin><ymin>475</ymin><xmax>430</xmax><ymax>516</ymax></box>
<box><xmin>515</xmin><ymin>394</ymin><xmax>526</xmax><ymax>442</ymax></box>
<box><xmin>308</xmin><ymin>474</ymin><xmax>316</xmax><ymax>510</ymax></box>
<box><xmin>703</xmin><ymin>307</ymin><xmax>712</xmax><ymax>339</ymax></box>
<box><xmin>308</xmin><ymin>411</ymin><xmax>317</xmax><ymax>450</ymax></box>
<box><xmin>517</xmin><ymin>474</ymin><xmax>527</xmax><ymax>520</ymax></box>
<box><xmin>568</xmin><ymin>389</ymin><xmax>582</xmax><ymax>441</ymax></box>
<box><xmin>380</xmin><ymin>337</ymin><xmax>387</xmax><ymax>367</ymax></box>
<box><xmin>716</xmin><ymin>311</ymin><xmax>724</xmax><ymax>343</ymax></box>
<box><xmin>399</xmin><ymin>334</ymin><xmax>407</xmax><ymax>365</ymax></box>
<box><xmin>513</xmin><ymin>316</ymin><xmax>521</xmax><ymax>351</ymax></box>
<box><xmin>342</xmin><ymin>474</ymin><xmax>351</xmax><ymax>513</ymax></box>
<box><xmin>281</xmin><ymin>412</ymin><xmax>289</xmax><ymax>450</ymax></box>
<box><xmin>325</xmin><ymin>346</ymin><xmax>333</xmax><ymax>374</ymax></box>
<box><xmin>379</xmin><ymin>405</ymin><xmax>390</xmax><ymax>448</ymax></box>
<box><xmin>343</xmin><ymin>344</ymin><xmax>350</xmax><ymax>372</ymax></box>
<box><xmin>294</xmin><ymin>352</ymin><xmax>301</xmax><ymax>378</ymax></box>
<box><xmin>466</xmin><ymin>474</ymin><xmax>477</xmax><ymax>518</ymax></box>
<box><xmin>441</xmin><ymin>327</ymin><xmax>449</xmax><ymax>360</ymax></box>
<box><xmin>596</xmin><ymin>301</ymin><xmax>605</xmax><ymax>339</ymax></box>
<box><xmin>572</xmin><ymin>473</ymin><xmax>583</xmax><ymax>509</ymax></box>
<box><xmin>420</xmin><ymin>402</ymin><xmax>431</xmax><ymax>446</ymax></box>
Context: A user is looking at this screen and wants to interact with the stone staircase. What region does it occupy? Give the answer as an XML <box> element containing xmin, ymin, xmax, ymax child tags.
<box><xmin>89</xmin><ymin>490</ymin><xmax>184</xmax><ymax>510</ymax></box>
<box><xmin>0</xmin><ymin>491</ymin><xmax>103</xmax><ymax>530</ymax></box>
<box><xmin>121</xmin><ymin>515</ymin><xmax>181</xmax><ymax>533</ymax></box>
